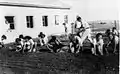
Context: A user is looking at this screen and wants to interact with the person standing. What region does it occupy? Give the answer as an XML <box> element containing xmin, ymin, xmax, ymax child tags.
<box><xmin>74</xmin><ymin>16</ymin><xmax>93</xmax><ymax>53</ymax></box>
<box><xmin>63</xmin><ymin>23</ymin><xmax>68</xmax><ymax>35</ymax></box>
<box><xmin>5</xmin><ymin>20</ymin><xmax>11</xmax><ymax>32</ymax></box>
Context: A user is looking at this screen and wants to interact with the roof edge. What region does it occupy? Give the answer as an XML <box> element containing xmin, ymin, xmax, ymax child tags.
<box><xmin>0</xmin><ymin>2</ymin><xmax>70</xmax><ymax>10</ymax></box>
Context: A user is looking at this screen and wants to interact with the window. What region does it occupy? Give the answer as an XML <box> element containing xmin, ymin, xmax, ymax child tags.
<box><xmin>42</xmin><ymin>16</ymin><xmax>48</xmax><ymax>26</ymax></box>
<box><xmin>55</xmin><ymin>15</ymin><xmax>59</xmax><ymax>25</ymax></box>
<box><xmin>5</xmin><ymin>16</ymin><xmax>15</xmax><ymax>29</ymax></box>
<box><xmin>26</xmin><ymin>16</ymin><xmax>33</xmax><ymax>28</ymax></box>
<box><xmin>64</xmin><ymin>15</ymin><xmax>68</xmax><ymax>23</ymax></box>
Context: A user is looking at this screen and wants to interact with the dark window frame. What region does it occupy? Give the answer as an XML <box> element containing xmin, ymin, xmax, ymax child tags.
<box><xmin>5</xmin><ymin>16</ymin><xmax>15</xmax><ymax>30</ymax></box>
<box><xmin>26</xmin><ymin>16</ymin><xmax>34</xmax><ymax>28</ymax></box>
<box><xmin>42</xmin><ymin>16</ymin><xmax>48</xmax><ymax>27</ymax></box>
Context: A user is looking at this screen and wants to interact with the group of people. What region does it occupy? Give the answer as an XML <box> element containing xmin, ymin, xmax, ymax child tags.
<box><xmin>69</xmin><ymin>16</ymin><xmax>119</xmax><ymax>55</ymax></box>
<box><xmin>0</xmin><ymin>16</ymin><xmax>119</xmax><ymax>55</ymax></box>
<box><xmin>14</xmin><ymin>32</ymin><xmax>46</xmax><ymax>53</ymax></box>
<box><xmin>0</xmin><ymin>32</ymin><xmax>46</xmax><ymax>53</ymax></box>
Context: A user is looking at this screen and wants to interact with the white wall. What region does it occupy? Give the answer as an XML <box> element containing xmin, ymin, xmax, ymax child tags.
<box><xmin>0</xmin><ymin>6</ymin><xmax>73</xmax><ymax>43</ymax></box>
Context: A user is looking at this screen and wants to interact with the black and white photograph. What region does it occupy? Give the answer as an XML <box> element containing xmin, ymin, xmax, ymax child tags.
<box><xmin>0</xmin><ymin>0</ymin><xmax>119</xmax><ymax>74</ymax></box>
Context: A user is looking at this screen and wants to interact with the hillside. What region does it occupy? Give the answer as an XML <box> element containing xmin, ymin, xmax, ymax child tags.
<box><xmin>88</xmin><ymin>20</ymin><xmax>119</xmax><ymax>32</ymax></box>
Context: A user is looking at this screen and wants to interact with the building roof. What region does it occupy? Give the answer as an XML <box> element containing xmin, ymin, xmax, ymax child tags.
<box><xmin>0</xmin><ymin>0</ymin><xmax>71</xmax><ymax>9</ymax></box>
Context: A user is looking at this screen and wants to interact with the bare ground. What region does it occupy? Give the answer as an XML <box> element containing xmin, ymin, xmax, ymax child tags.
<box><xmin>0</xmin><ymin>46</ymin><xmax>119</xmax><ymax>74</ymax></box>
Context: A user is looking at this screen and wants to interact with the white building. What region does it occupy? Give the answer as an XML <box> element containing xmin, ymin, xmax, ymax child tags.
<box><xmin>0</xmin><ymin>0</ymin><xmax>76</xmax><ymax>43</ymax></box>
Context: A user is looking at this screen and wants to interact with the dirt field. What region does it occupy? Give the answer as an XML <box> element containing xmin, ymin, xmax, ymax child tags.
<box><xmin>0</xmin><ymin>46</ymin><xmax>119</xmax><ymax>74</ymax></box>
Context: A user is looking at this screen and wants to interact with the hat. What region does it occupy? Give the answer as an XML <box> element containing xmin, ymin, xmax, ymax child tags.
<box><xmin>1</xmin><ymin>35</ymin><xmax>7</xmax><ymax>39</ymax></box>
<box><xmin>38</xmin><ymin>32</ymin><xmax>45</xmax><ymax>38</ymax></box>
<box><xmin>19</xmin><ymin>34</ymin><xmax>24</xmax><ymax>39</ymax></box>
<box><xmin>24</xmin><ymin>36</ymin><xmax>32</xmax><ymax>40</ymax></box>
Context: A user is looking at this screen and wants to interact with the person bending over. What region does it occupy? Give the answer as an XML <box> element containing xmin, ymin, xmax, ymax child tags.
<box><xmin>47</xmin><ymin>36</ymin><xmax>64</xmax><ymax>53</ymax></box>
<box><xmin>23</xmin><ymin>36</ymin><xmax>35</xmax><ymax>52</ymax></box>
<box><xmin>93</xmin><ymin>33</ymin><xmax>104</xmax><ymax>55</ymax></box>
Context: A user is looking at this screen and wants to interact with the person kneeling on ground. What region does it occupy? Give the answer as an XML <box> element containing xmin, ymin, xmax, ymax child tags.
<box><xmin>19</xmin><ymin>34</ymin><xmax>24</xmax><ymax>42</ymax></box>
<box><xmin>38</xmin><ymin>32</ymin><xmax>46</xmax><ymax>46</ymax></box>
<box><xmin>107</xmin><ymin>32</ymin><xmax>119</xmax><ymax>54</ymax></box>
<box><xmin>23</xmin><ymin>36</ymin><xmax>35</xmax><ymax>52</ymax></box>
<box><xmin>112</xmin><ymin>27</ymin><xmax>119</xmax><ymax>37</ymax></box>
<box><xmin>47</xmin><ymin>36</ymin><xmax>65</xmax><ymax>53</ymax></box>
<box><xmin>14</xmin><ymin>38</ymin><xmax>24</xmax><ymax>52</ymax></box>
<box><xmin>0</xmin><ymin>35</ymin><xmax>7</xmax><ymax>48</ymax></box>
<box><xmin>93</xmin><ymin>33</ymin><xmax>104</xmax><ymax>55</ymax></box>
<box><xmin>69</xmin><ymin>33</ymin><xmax>81</xmax><ymax>53</ymax></box>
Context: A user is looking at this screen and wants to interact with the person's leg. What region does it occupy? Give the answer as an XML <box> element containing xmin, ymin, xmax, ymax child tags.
<box><xmin>69</xmin><ymin>42</ymin><xmax>73</xmax><ymax>51</ymax></box>
<box><xmin>81</xmin><ymin>29</ymin><xmax>91</xmax><ymax>44</ymax></box>
<box><xmin>88</xmin><ymin>36</ymin><xmax>95</xmax><ymax>54</ymax></box>
<box><xmin>75</xmin><ymin>36</ymin><xmax>82</xmax><ymax>53</ymax></box>
<box><xmin>75</xmin><ymin>36</ymin><xmax>82</xmax><ymax>46</ymax></box>
<box><xmin>81</xmin><ymin>29</ymin><xmax>94</xmax><ymax>54</ymax></box>
<box><xmin>92</xmin><ymin>44</ymin><xmax>97</xmax><ymax>55</ymax></box>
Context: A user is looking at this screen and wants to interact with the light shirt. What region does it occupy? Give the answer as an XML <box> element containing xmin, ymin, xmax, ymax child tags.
<box><xmin>29</xmin><ymin>39</ymin><xmax>34</xmax><ymax>45</ymax></box>
<box><xmin>93</xmin><ymin>39</ymin><xmax>104</xmax><ymax>46</ymax></box>
<box><xmin>113</xmin><ymin>30</ymin><xmax>119</xmax><ymax>36</ymax></box>
<box><xmin>75</xmin><ymin>20</ymin><xmax>90</xmax><ymax>29</ymax></box>
<box><xmin>75</xmin><ymin>21</ymin><xmax>82</xmax><ymax>28</ymax></box>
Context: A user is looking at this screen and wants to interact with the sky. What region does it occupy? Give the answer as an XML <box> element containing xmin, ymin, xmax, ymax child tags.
<box><xmin>60</xmin><ymin>0</ymin><xmax>119</xmax><ymax>21</ymax></box>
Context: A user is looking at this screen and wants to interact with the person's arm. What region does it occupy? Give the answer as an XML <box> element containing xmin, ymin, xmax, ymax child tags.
<box><xmin>46</xmin><ymin>39</ymin><xmax>53</xmax><ymax>47</ymax></box>
<box><xmin>114</xmin><ymin>36</ymin><xmax>118</xmax><ymax>52</ymax></box>
<box><xmin>100</xmin><ymin>39</ymin><xmax>104</xmax><ymax>50</ymax></box>
<box><xmin>56</xmin><ymin>38</ymin><xmax>62</xmax><ymax>45</ymax></box>
<box><xmin>40</xmin><ymin>38</ymin><xmax>45</xmax><ymax>46</ymax></box>
<box><xmin>30</xmin><ymin>39</ymin><xmax>34</xmax><ymax>50</ymax></box>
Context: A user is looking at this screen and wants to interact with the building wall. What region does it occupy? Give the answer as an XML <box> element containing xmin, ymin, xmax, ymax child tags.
<box><xmin>0</xmin><ymin>6</ymin><xmax>73</xmax><ymax>43</ymax></box>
